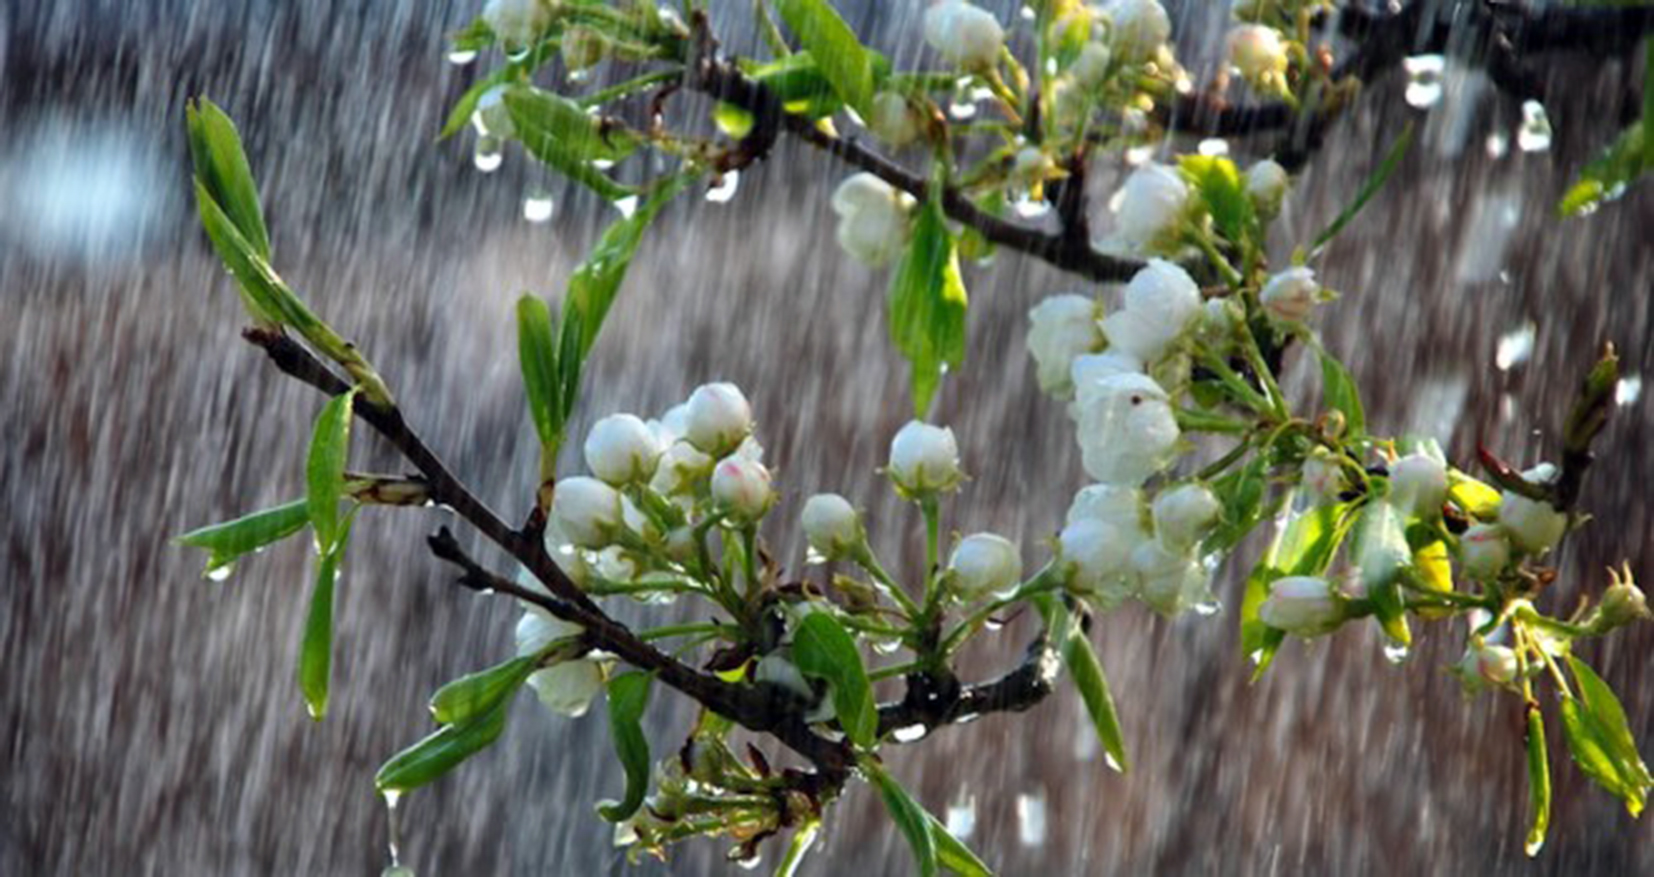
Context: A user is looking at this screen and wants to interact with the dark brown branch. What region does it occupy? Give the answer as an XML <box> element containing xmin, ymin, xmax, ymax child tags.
<box><xmin>877</xmin><ymin>632</ymin><xmax>1059</xmax><ymax>740</ymax></box>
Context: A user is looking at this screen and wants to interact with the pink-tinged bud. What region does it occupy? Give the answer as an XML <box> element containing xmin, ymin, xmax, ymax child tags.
<box><xmin>1259</xmin><ymin>266</ymin><xmax>1321</xmax><ymax>324</ymax></box>
<box><xmin>710</xmin><ymin>456</ymin><xmax>774</xmax><ymax>521</ymax></box>
<box><xmin>1458</xmin><ymin>524</ymin><xmax>1510</xmax><ymax>580</ymax></box>
<box><xmin>1475</xmin><ymin>644</ymin><xmax>1518</xmax><ymax>685</ymax></box>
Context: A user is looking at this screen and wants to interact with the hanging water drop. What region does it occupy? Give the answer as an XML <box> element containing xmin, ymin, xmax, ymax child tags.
<box><xmin>1495</xmin><ymin>321</ymin><xmax>1536</xmax><ymax>371</ymax></box>
<box><xmin>445</xmin><ymin>49</ymin><xmax>477</xmax><ymax>66</ymax></box>
<box><xmin>734</xmin><ymin>851</ymin><xmax>763</xmax><ymax>870</ymax></box>
<box><xmin>1016</xmin><ymin>791</ymin><xmax>1048</xmax><ymax>847</ymax></box>
<box><xmin>613</xmin><ymin>195</ymin><xmax>640</xmax><ymax>219</ymax></box>
<box><xmin>706</xmin><ymin>170</ymin><xmax>740</xmax><ymax>204</ymax></box>
<box><xmin>1485</xmin><ymin>132</ymin><xmax>1509</xmax><ymax>159</ymax></box>
<box><xmin>1516</xmin><ymin>100</ymin><xmax>1552</xmax><ymax>153</ymax></box>
<box><xmin>1197</xmin><ymin>138</ymin><xmax>1229</xmax><ymax>157</ymax></box>
<box><xmin>892</xmin><ymin>723</ymin><xmax>928</xmax><ymax>743</ymax></box>
<box><xmin>1383</xmin><ymin>642</ymin><xmax>1411</xmax><ymax>664</ymax></box>
<box><xmin>206</xmin><ymin>564</ymin><xmax>233</xmax><ymax>582</ymax></box>
<box><xmin>1616</xmin><ymin>375</ymin><xmax>1643</xmax><ymax>407</ymax></box>
<box><xmin>472</xmin><ymin>137</ymin><xmax>503</xmax><ymax>173</ymax></box>
<box><xmin>1193</xmin><ymin>598</ymin><xmax>1222</xmax><ymax>617</ymax></box>
<box><xmin>1402</xmin><ymin>55</ymin><xmax>1445</xmax><ymax>108</ymax></box>
<box><xmin>945</xmin><ymin>794</ymin><xmax>978</xmax><ymax>839</ymax></box>
<box><xmin>1104</xmin><ymin>751</ymin><xmax>1125</xmax><ymax>773</ymax></box>
<box><xmin>522</xmin><ymin>190</ymin><xmax>554</xmax><ymax>223</ymax></box>
<box><xmin>1012</xmin><ymin>196</ymin><xmax>1051</xmax><ymax>219</ymax></box>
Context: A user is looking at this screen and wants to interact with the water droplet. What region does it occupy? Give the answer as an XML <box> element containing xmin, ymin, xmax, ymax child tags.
<box><xmin>949</xmin><ymin>98</ymin><xmax>978</xmax><ymax>121</ymax></box>
<box><xmin>1192</xmin><ymin>598</ymin><xmax>1222</xmax><ymax>617</ymax></box>
<box><xmin>1125</xmin><ymin>144</ymin><xmax>1154</xmax><ymax>165</ymax></box>
<box><xmin>1020</xmin><ymin>5</ymin><xmax>1037</xmax><ymax>21</ymax></box>
<box><xmin>706</xmin><ymin>170</ymin><xmax>740</xmax><ymax>203</ymax></box>
<box><xmin>872</xmin><ymin>636</ymin><xmax>904</xmax><ymax>655</ymax></box>
<box><xmin>1104</xmin><ymin>751</ymin><xmax>1125</xmax><ymax>773</ymax></box>
<box><xmin>1403</xmin><ymin>54</ymin><xmax>1445</xmax><ymax>108</ymax></box>
<box><xmin>383</xmin><ymin>791</ymin><xmax>405</xmax><ymax>868</ymax></box>
<box><xmin>1383</xmin><ymin>642</ymin><xmax>1411</xmax><ymax>664</ymax></box>
<box><xmin>381</xmin><ymin>867</ymin><xmax>416</xmax><ymax>877</ymax></box>
<box><xmin>1247</xmin><ymin>648</ymin><xmax>1265</xmax><ymax>666</ymax></box>
<box><xmin>1485</xmin><ymin>132</ymin><xmax>1509</xmax><ymax>159</ymax></box>
<box><xmin>982</xmin><ymin>616</ymin><xmax>1006</xmax><ymax>631</ymax></box>
<box><xmin>734</xmin><ymin>852</ymin><xmax>763</xmax><ymax>870</ymax></box>
<box><xmin>954</xmin><ymin>711</ymin><xmax>980</xmax><ymax>725</ymax></box>
<box><xmin>505</xmin><ymin>45</ymin><xmax>533</xmax><ymax>63</ymax></box>
<box><xmin>1197</xmin><ymin>138</ymin><xmax>1229</xmax><ymax>157</ymax></box>
<box><xmin>1516</xmin><ymin>100</ymin><xmax>1552</xmax><ymax>153</ymax></box>
<box><xmin>1616</xmin><ymin>375</ymin><xmax>1643</xmax><ymax>406</ymax></box>
<box><xmin>1015</xmin><ymin>791</ymin><xmax>1048</xmax><ymax>847</ymax></box>
<box><xmin>523</xmin><ymin>191</ymin><xmax>554</xmax><ymax>223</ymax></box>
<box><xmin>1495</xmin><ymin>321</ymin><xmax>1536</xmax><ymax>371</ymax></box>
<box><xmin>613</xmin><ymin>195</ymin><xmax>640</xmax><ymax>219</ymax></box>
<box><xmin>946</xmin><ymin>794</ymin><xmax>978</xmax><ymax>839</ymax></box>
<box><xmin>472</xmin><ymin>137</ymin><xmax>503</xmax><ymax>173</ymax></box>
<box><xmin>447</xmin><ymin>47</ymin><xmax>477</xmax><ymax>65</ymax></box>
<box><xmin>893</xmin><ymin>723</ymin><xmax>928</xmax><ymax>743</ymax></box>
<box><xmin>567</xmin><ymin>67</ymin><xmax>591</xmax><ymax>85</ymax></box>
<box><xmin>206</xmin><ymin>564</ymin><xmax>233</xmax><ymax>582</ymax></box>
<box><xmin>804</xmin><ymin>547</ymin><xmax>826</xmax><ymax>566</ymax></box>
<box><xmin>1011</xmin><ymin>195</ymin><xmax>1050</xmax><ymax>219</ymax></box>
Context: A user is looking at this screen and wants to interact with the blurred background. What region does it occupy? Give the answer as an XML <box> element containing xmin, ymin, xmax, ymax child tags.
<box><xmin>2</xmin><ymin>1</ymin><xmax>1650</xmax><ymax>873</ymax></box>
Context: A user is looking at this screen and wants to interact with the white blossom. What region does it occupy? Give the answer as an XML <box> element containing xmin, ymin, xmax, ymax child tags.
<box><xmin>1112</xmin><ymin>163</ymin><xmax>1189</xmax><ymax>254</ymax></box>
<box><xmin>1027</xmin><ymin>294</ymin><xmax>1103</xmax><ymax>398</ymax></box>
<box><xmin>583</xmin><ymin>413</ymin><xmax>662</xmax><ymax>486</ymax></box>
<box><xmin>1389</xmin><ymin>452</ymin><xmax>1447</xmax><ymax>519</ymax></box>
<box><xmin>1258</xmin><ymin>576</ymin><xmax>1343</xmax><ymax>636</ymax></box>
<box><xmin>922</xmin><ymin>0</ymin><xmax>1005</xmax><ymax>71</ymax></box>
<box><xmin>888</xmin><ymin>420</ymin><xmax>964</xmax><ymax>496</ymax></box>
<box><xmin>830</xmin><ymin>173</ymin><xmax>915</xmax><ymax>266</ymax></box>
<box><xmin>1474</xmin><ymin>643</ymin><xmax>1518</xmax><ymax>685</ymax></box>
<box><xmin>551</xmin><ymin>476</ymin><xmax>623</xmax><ymax>549</ymax></box>
<box><xmin>650</xmin><ymin>440</ymin><xmax>713</xmax><ymax>497</ymax></box>
<box><xmin>1102</xmin><ymin>0</ymin><xmax>1171</xmax><ymax>63</ymax></box>
<box><xmin>869</xmin><ymin>91</ymin><xmax>921</xmax><ymax>147</ymax></box>
<box><xmin>1458</xmin><ymin>524</ymin><xmax>1510</xmax><ymax>580</ymax></box>
<box><xmin>684</xmin><ymin>382</ymin><xmax>753</xmax><ymax>455</ymax></box>
<box><xmin>1259</xmin><ymin>266</ymin><xmax>1321</xmax><ymax>324</ymax></box>
<box><xmin>711</xmin><ymin>456</ymin><xmax>774</xmax><ymax>521</ymax></box>
<box><xmin>948</xmin><ymin>533</ymin><xmax>1022</xmax><ymax>600</ymax></box>
<box><xmin>1071</xmin><ymin>351</ymin><xmax>1145</xmax><ymax>408</ymax></box>
<box><xmin>1073</xmin><ymin>372</ymin><xmax>1180</xmax><ymax>486</ymax></box>
<box><xmin>1356</xmin><ymin>501</ymin><xmax>1412</xmax><ymax>592</ymax></box>
<box><xmin>1058</xmin><ymin>518</ymin><xmax>1135</xmax><ymax>608</ymax></box>
<box><xmin>515</xmin><ymin>609</ymin><xmax>605</xmax><ymax>718</ymax></box>
<box><xmin>1066</xmin><ymin>483</ymin><xmax>1146</xmax><ymax>536</ymax></box>
<box><xmin>1151</xmin><ymin>482</ymin><xmax>1221</xmax><ymax>551</ymax></box>
<box><xmin>802</xmin><ymin>493</ymin><xmax>863</xmax><ymax>560</ymax></box>
<box><xmin>1499</xmin><ymin>491</ymin><xmax>1567</xmax><ymax>554</ymax></box>
<box><xmin>1129</xmin><ymin>538</ymin><xmax>1212</xmax><ymax>616</ymax></box>
<box><xmin>483</xmin><ymin>0</ymin><xmax>552</xmax><ymax>51</ymax></box>
<box><xmin>1099</xmin><ymin>258</ymin><xmax>1203</xmax><ymax>362</ymax></box>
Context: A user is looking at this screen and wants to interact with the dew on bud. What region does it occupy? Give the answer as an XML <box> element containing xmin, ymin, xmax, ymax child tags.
<box><xmin>1403</xmin><ymin>54</ymin><xmax>1445</xmax><ymax>108</ymax></box>
<box><xmin>705</xmin><ymin>170</ymin><xmax>740</xmax><ymax>204</ymax></box>
<box><xmin>522</xmin><ymin>190</ymin><xmax>554</xmax><ymax>223</ymax></box>
<box><xmin>1495</xmin><ymin>321</ymin><xmax>1536</xmax><ymax>371</ymax></box>
<box><xmin>1616</xmin><ymin>375</ymin><xmax>1642</xmax><ymax>406</ymax></box>
<box><xmin>946</xmin><ymin>794</ymin><xmax>978</xmax><ymax>839</ymax></box>
<box><xmin>446</xmin><ymin>48</ymin><xmax>478</xmax><ymax>66</ymax></box>
<box><xmin>1019</xmin><ymin>4</ymin><xmax>1036</xmax><ymax>21</ymax></box>
<box><xmin>1516</xmin><ymin>100</ymin><xmax>1552</xmax><ymax>153</ymax></box>
<box><xmin>982</xmin><ymin>616</ymin><xmax>1007</xmax><ymax>631</ymax></box>
<box><xmin>472</xmin><ymin>137</ymin><xmax>504</xmax><ymax>173</ymax></box>
<box><xmin>893</xmin><ymin>723</ymin><xmax>928</xmax><ymax>743</ymax></box>
<box><xmin>1197</xmin><ymin>138</ymin><xmax>1229</xmax><ymax>157</ymax></box>
<box><xmin>734</xmin><ymin>852</ymin><xmax>763</xmax><ymax>871</ymax></box>
<box><xmin>1383</xmin><ymin>642</ymin><xmax>1411</xmax><ymax>665</ymax></box>
<box><xmin>1016</xmin><ymin>791</ymin><xmax>1048</xmax><ymax>847</ymax></box>
<box><xmin>871</xmin><ymin>636</ymin><xmax>904</xmax><ymax>655</ymax></box>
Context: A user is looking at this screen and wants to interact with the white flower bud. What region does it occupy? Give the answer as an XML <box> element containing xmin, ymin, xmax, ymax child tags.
<box><xmin>1099</xmin><ymin>258</ymin><xmax>1203</xmax><ymax>363</ymax></box>
<box><xmin>1066</xmin><ymin>483</ymin><xmax>1146</xmax><ymax>535</ymax></box>
<box><xmin>1027</xmin><ymin>294</ymin><xmax>1104</xmax><ymax>398</ymax></box>
<box><xmin>1499</xmin><ymin>465</ymin><xmax>1568</xmax><ymax>554</ymax></box>
<box><xmin>948</xmin><ymin>533</ymin><xmax>1021</xmax><ymax>600</ymax></box>
<box><xmin>1058</xmin><ymin>518</ymin><xmax>1135</xmax><ymax>608</ymax></box>
<box><xmin>1302</xmin><ymin>448</ymin><xmax>1348</xmax><ymax>505</ymax></box>
<box><xmin>1356</xmin><ymin>501</ymin><xmax>1412</xmax><ymax>592</ymax></box>
<box><xmin>1245</xmin><ymin>158</ymin><xmax>1289</xmax><ymax>217</ymax></box>
<box><xmin>516</xmin><ymin>607</ymin><xmax>580</xmax><ymax>655</ymax></box>
<box><xmin>1070</xmin><ymin>41</ymin><xmax>1112</xmax><ymax>89</ymax></box>
<box><xmin>1259</xmin><ymin>266</ymin><xmax>1321</xmax><ymax>324</ymax></box>
<box><xmin>888</xmin><ymin>421</ymin><xmax>964</xmax><ymax>497</ymax></box>
<box><xmin>650</xmin><ymin>440</ymin><xmax>713</xmax><ymax>496</ymax></box>
<box><xmin>528</xmin><ymin>660</ymin><xmax>605</xmax><ymax>717</ymax></box>
<box><xmin>1227</xmin><ymin>25</ymin><xmax>1288</xmax><ymax>83</ymax></box>
<box><xmin>483</xmin><ymin>0</ymin><xmax>552</xmax><ymax>51</ymax></box>
<box><xmin>583</xmin><ymin>413</ymin><xmax>662</xmax><ymax>486</ymax></box>
<box><xmin>1389</xmin><ymin>452</ymin><xmax>1447</xmax><ymax>519</ymax></box>
<box><xmin>1112</xmin><ymin>163</ymin><xmax>1190</xmax><ymax>254</ymax></box>
<box><xmin>1071</xmin><ymin>351</ymin><xmax>1145</xmax><ymax>407</ymax></box>
<box><xmin>561</xmin><ymin>25</ymin><xmax>607</xmax><ymax>72</ymax></box>
<box><xmin>552</xmin><ymin>476</ymin><xmax>623</xmax><ymax>549</ymax></box>
<box><xmin>922</xmin><ymin>0</ymin><xmax>1005</xmax><ymax>71</ymax></box>
<box><xmin>1475</xmin><ymin>643</ymin><xmax>1518</xmax><ymax>685</ymax></box>
<box><xmin>1103</xmin><ymin>0</ymin><xmax>1171</xmax><ymax>63</ymax></box>
<box><xmin>831</xmin><ymin>173</ymin><xmax>915</xmax><ymax>266</ymax></box>
<box><xmin>1073</xmin><ymin>372</ymin><xmax>1180</xmax><ymax>486</ymax></box>
<box><xmin>711</xmin><ymin>456</ymin><xmax>774</xmax><ymax>521</ymax></box>
<box><xmin>1151</xmin><ymin>483</ymin><xmax>1221</xmax><ymax>551</ymax></box>
<box><xmin>1129</xmin><ymin>538</ymin><xmax>1212</xmax><ymax>616</ymax></box>
<box><xmin>1458</xmin><ymin>524</ymin><xmax>1510</xmax><ymax>580</ymax></box>
<box><xmin>1258</xmin><ymin>576</ymin><xmax>1343</xmax><ymax>636</ymax></box>
<box><xmin>869</xmin><ymin>91</ymin><xmax>922</xmax><ymax>147</ymax></box>
<box><xmin>683</xmin><ymin>382</ymin><xmax>753</xmax><ymax>455</ymax></box>
<box><xmin>802</xmin><ymin>493</ymin><xmax>863</xmax><ymax>560</ymax></box>
<box><xmin>473</xmin><ymin>85</ymin><xmax>516</xmax><ymax>138</ymax></box>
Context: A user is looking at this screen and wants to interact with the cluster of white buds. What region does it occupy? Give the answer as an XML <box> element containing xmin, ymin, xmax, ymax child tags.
<box><xmin>922</xmin><ymin>0</ymin><xmax>1005</xmax><ymax>71</ymax></box>
<box><xmin>1056</xmin><ymin>479</ymin><xmax>1220</xmax><ymax>616</ymax></box>
<box><xmin>482</xmin><ymin>0</ymin><xmax>553</xmax><ymax>52</ymax></box>
<box><xmin>1111</xmin><ymin>163</ymin><xmax>1191</xmax><ymax>255</ymax></box>
<box><xmin>830</xmin><ymin>173</ymin><xmax>916</xmax><ymax>267</ymax></box>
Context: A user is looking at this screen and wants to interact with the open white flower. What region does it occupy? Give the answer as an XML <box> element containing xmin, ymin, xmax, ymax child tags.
<box><xmin>1058</xmin><ymin>518</ymin><xmax>1136</xmax><ymax>608</ymax></box>
<box><xmin>888</xmin><ymin>420</ymin><xmax>964</xmax><ymax>496</ymax></box>
<box><xmin>1103</xmin><ymin>0</ymin><xmax>1171</xmax><ymax>63</ymax></box>
<box><xmin>1459</xmin><ymin>524</ymin><xmax>1511</xmax><ymax>580</ymax></box>
<box><xmin>830</xmin><ymin>173</ymin><xmax>915</xmax><ymax>266</ymax></box>
<box><xmin>1027</xmin><ymin>294</ymin><xmax>1103</xmax><ymax>398</ymax></box>
<box><xmin>483</xmin><ymin>0</ymin><xmax>552</xmax><ymax>51</ymax></box>
<box><xmin>1073</xmin><ymin>372</ymin><xmax>1180</xmax><ymax>486</ymax></box>
<box><xmin>948</xmin><ymin>533</ymin><xmax>1021</xmax><ymax>600</ymax></box>
<box><xmin>1071</xmin><ymin>351</ymin><xmax>1145</xmax><ymax>408</ymax></box>
<box><xmin>711</xmin><ymin>456</ymin><xmax>774</xmax><ymax>522</ymax></box>
<box><xmin>1112</xmin><ymin>163</ymin><xmax>1190</xmax><ymax>254</ymax></box>
<box><xmin>922</xmin><ymin>0</ymin><xmax>1005</xmax><ymax>71</ymax></box>
<box><xmin>515</xmin><ymin>609</ymin><xmax>605</xmax><ymax>718</ymax></box>
<box><xmin>684</xmin><ymin>382</ymin><xmax>753</xmax><ymax>455</ymax></box>
<box><xmin>551</xmin><ymin>476</ymin><xmax>623</xmax><ymax>549</ymax></box>
<box><xmin>1259</xmin><ymin>266</ymin><xmax>1321</xmax><ymax>324</ymax></box>
<box><xmin>1099</xmin><ymin>259</ymin><xmax>1203</xmax><ymax>363</ymax></box>
<box><xmin>802</xmin><ymin>493</ymin><xmax>863</xmax><ymax>561</ymax></box>
<box><xmin>1151</xmin><ymin>482</ymin><xmax>1221</xmax><ymax>552</ymax></box>
<box><xmin>1066</xmin><ymin>483</ymin><xmax>1146</xmax><ymax>535</ymax></box>
<box><xmin>1258</xmin><ymin>576</ymin><xmax>1343</xmax><ymax>636</ymax></box>
<box><xmin>1130</xmin><ymin>538</ymin><xmax>1212</xmax><ymax>616</ymax></box>
<box><xmin>584</xmin><ymin>413</ymin><xmax>662</xmax><ymax>486</ymax></box>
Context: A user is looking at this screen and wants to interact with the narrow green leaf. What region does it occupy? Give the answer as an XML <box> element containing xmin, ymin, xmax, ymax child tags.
<box><xmin>792</xmin><ymin>613</ymin><xmax>877</xmax><ymax>748</ymax></box>
<box><xmin>865</xmin><ymin>761</ymin><xmax>938</xmax><ymax>877</ymax></box>
<box><xmin>1565</xmin><ymin>656</ymin><xmax>1652</xmax><ymax>814</ymax></box>
<box><xmin>1525</xmin><ymin>706</ymin><xmax>1552</xmax><ymax>857</ymax></box>
<box><xmin>440</xmin><ymin>69</ymin><xmax>511</xmax><ymax>140</ymax></box>
<box><xmin>888</xmin><ymin>197</ymin><xmax>969</xmax><ymax>418</ymax></box>
<box><xmin>1178</xmin><ymin>155</ymin><xmax>1255</xmax><ymax>246</ymax></box>
<box><xmin>1063</xmin><ymin>626</ymin><xmax>1130</xmax><ymax>773</ymax></box>
<box><xmin>1557</xmin><ymin>122</ymin><xmax>1646</xmax><ymax>217</ymax></box>
<box><xmin>186</xmin><ymin>98</ymin><xmax>271</xmax><ymax>260</ymax></box>
<box><xmin>516</xmin><ymin>295</ymin><xmax>562</xmax><ymax>447</ymax></box>
<box><xmin>1561</xmin><ymin>697</ymin><xmax>1648</xmax><ymax>817</ymax></box>
<box><xmin>176</xmin><ymin>499</ymin><xmax>310</xmax><ymax>577</ymax></box>
<box><xmin>1311</xmin><ymin>121</ymin><xmax>1414</xmax><ymax>256</ymax></box>
<box><xmin>428</xmin><ymin>655</ymin><xmax>538</xmax><ymax>726</ymax></box>
<box><xmin>1239</xmin><ymin>560</ymin><xmax>1288</xmax><ymax>680</ymax></box>
<box><xmin>505</xmin><ymin>86</ymin><xmax>638</xmax><ymax>201</ymax></box>
<box><xmin>374</xmin><ymin>698</ymin><xmax>512</xmax><ymax>792</ymax></box>
<box><xmin>774</xmin><ymin>0</ymin><xmax>875</xmax><ymax>115</ymax></box>
<box><xmin>298</xmin><ymin>514</ymin><xmax>353</xmax><ymax>722</ymax></box>
<box><xmin>306</xmin><ymin>389</ymin><xmax>358</xmax><ymax>554</ymax></box>
<box><xmin>774</xmin><ymin>820</ymin><xmax>821</xmax><ymax>877</ymax></box>
<box><xmin>191</xmin><ymin>181</ymin><xmax>288</xmax><ymax>326</ymax></box>
<box><xmin>925</xmin><ymin>811</ymin><xmax>993</xmax><ymax>877</ymax></box>
<box><xmin>598</xmin><ymin>672</ymin><xmax>654</xmax><ymax>822</ymax></box>
<box><xmin>1318</xmin><ymin>351</ymin><xmax>1366</xmax><ymax>438</ymax></box>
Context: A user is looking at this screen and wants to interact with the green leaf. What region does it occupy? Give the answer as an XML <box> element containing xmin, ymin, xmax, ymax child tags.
<box><xmin>1318</xmin><ymin>351</ymin><xmax>1366</xmax><ymax>438</ymax></box>
<box><xmin>1310</xmin><ymin>121</ymin><xmax>1414</xmax><ymax>256</ymax></box>
<box><xmin>1564</xmin><ymin>656</ymin><xmax>1652</xmax><ymax>815</ymax></box>
<box><xmin>186</xmin><ymin>98</ymin><xmax>271</xmax><ymax>261</ymax></box>
<box><xmin>925</xmin><ymin>811</ymin><xmax>993</xmax><ymax>877</ymax></box>
<box><xmin>306</xmin><ymin>389</ymin><xmax>358</xmax><ymax>554</ymax></box>
<box><xmin>1525</xmin><ymin>706</ymin><xmax>1552</xmax><ymax>857</ymax></box>
<box><xmin>428</xmin><ymin>655</ymin><xmax>538</xmax><ymax>726</ymax></box>
<box><xmin>516</xmin><ymin>295</ymin><xmax>562</xmax><ymax>449</ymax></box>
<box><xmin>791</xmin><ymin>613</ymin><xmax>877</xmax><ymax>749</ymax></box>
<box><xmin>598</xmin><ymin>672</ymin><xmax>654</xmax><ymax>822</ymax></box>
<box><xmin>1354</xmin><ymin>503</ymin><xmax>1412</xmax><ymax>646</ymax></box>
<box><xmin>1063</xmin><ymin>623</ymin><xmax>1129</xmax><ymax>773</ymax></box>
<box><xmin>505</xmin><ymin>86</ymin><xmax>639</xmax><ymax>201</ymax></box>
<box><xmin>1240</xmin><ymin>497</ymin><xmax>1357</xmax><ymax>679</ymax></box>
<box><xmin>440</xmin><ymin>68</ymin><xmax>511</xmax><ymax>140</ymax></box>
<box><xmin>744</xmin><ymin>51</ymin><xmax>842</xmax><ymax>117</ymax></box>
<box><xmin>775</xmin><ymin>820</ymin><xmax>822</xmax><ymax>877</ymax></box>
<box><xmin>1203</xmin><ymin>453</ymin><xmax>1270</xmax><ymax>555</ymax></box>
<box><xmin>298</xmin><ymin>513</ymin><xmax>354</xmax><ymax>722</ymax></box>
<box><xmin>888</xmin><ymin>197</ymin><xmax>969</xmax><ymax>418</ymax></box>
<box><xmin>176</xmin><ymin>499</ymin><xmax>310</xmax><ymax>577</ymax></box>
<box><xmin>374</xmin><ymin>698</ymin><xmax>512</xmax><ymax>793</ymax></box>
<box><xmin>774</xmin><ymin>0</ymin><xmax>875</xmax><ymax>116</ymax></box>
<box><xmin>865</xmin><ymin>760</ymin><xmax>938</xmax><ymax>877</ymax></box>
<box><xmin>712</xmin><ymin>102</ymin><xmax>756</xmax><ymax>140</ymax></box>
<box><xmin>1178</xmin><ymin>155</ymin><xmax>1255</xmax><ymax>246</ymax></box>
<box><xmin>192</xmin><ymin>181</ymin><xmax>293</xmax><ymax>327</ymax></box>
<box><xmin>1558</xmin><ymin>122</ymin><xmax>1647</xmax><ymax>217</ymax></box>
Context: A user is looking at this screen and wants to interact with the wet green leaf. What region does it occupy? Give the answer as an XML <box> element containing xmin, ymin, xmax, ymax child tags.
<box><xmin>774</xmin><ymin>0</ymin><xmax>874</xmax><ymax>115</ymax></box>
<box><xmin>440</xmin><ymin>68</ymin><xmax>511</xmax><ymax>140</ymax></box>
<box><xmin>1241</xmin><ymin>498</ymin><xmax>1356</xmax><ymax>679</ymax></box>
<box><xmin>1525</xmin><ymin>706</ymin><xmax>1551</xmax><ymax>857</ymax></box>
<box><xmin>866</xmin><ymin>760</ymin><xmax>938</xmax><ymax>877</ymax></box>
<box><xmin>505</xmin><ymin>86</ymin><xmax>638</xmax><ymax>201</ymax></box>
<box><xmin>1178</xmin><ymin>155</ymin><xmax>1255</xmax><ymax>246</ymax></box>
<box><xmin>712</xmin><ymin>102</ymin><xmax>755</xmax><ymax>139</ymax></box>
<box><xmin>1204</xmin><ymin>454</ymin><xmax>1270</xmax><ymax>555</ymax></box>
<box><xmin>299</xmin><ymin>513</ymin><xmax>354</xmax><ymax>722</ymax></box>
<box><xmin>599</xmin><ymin>672</ymin><xmax>654</xmax><ymax>822</ymax></box>
<box><xmin>374</xmin><ymin>697</ymin><xmax>512</xmax><ymax>793</ymax></box>
<box><xmin>1564</xmin><ymin>656</ymin><xmax>1652</xmax><ymax>815</ymax></box>
<box><xmin>306</xmin><ymin>389</ymin><xmax>358</xmax><ymax>554</ymax></box>
<box><xmin>186</xmin><ymin>98</ymin><xmax>270</xmax><ymax>260</ymax></box>
<box><xmin>925</xmin><ymin>811</ymin><xmax>992</xmax><ymax>876</ymax></box>
<box><xmin>1311</xmin><ymin>121</ymin><xmax>1413</xmax><ymax>256</ymax></box>
<box><xmin>1558</xmin><ymin>122</ymin><xmax>1646</xmax><ymax>217</ymax></box>
<box><xmin>774</xmin><ymin>820</ymin><xmax>821</xmax><ymax>877</ymax></box>
<box><xmin>1318</xmin><ymin>351</ymin><xmax>1366</xmax><ymax>438</ymax></box>
<box><xmin>516</xmin><ymin>295</ymin><xmax>562</xmax><ymax>450</ymax></box>
<box><xmin>1064</xmin><ymin>625</ymin><xmax>1130</xmax><ymax>773</ymax></box>
<box><xmin>175</xmin><ymin>499</ymin><xmax>310</xmax><ymax>577</ymax></box>
<box><xmin>792</xmin><ymin>613</ymin><xmax>877</xmax><ymax>748</ymax></box>
<box><xmin>428</xmin><ymin>655</ymin><xmax>538</xmax><ymax>726</ymax></box>
<box><xmin>888</xmin><ymin>197</ymin><xmax>969</xmax><ymax>418</ymax></box>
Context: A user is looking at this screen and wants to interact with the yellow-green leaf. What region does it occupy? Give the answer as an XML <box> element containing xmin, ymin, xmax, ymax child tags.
<box><xmin>888</xmin><ymin>197</ymin><xmax>969</xmax><ymax>418</ymax></box>
<box><xmin>774</xmin><ymin>0</ymin><xmax>875</xmax><ymax>116</ymax></box>
<box><xmin>1525</xmin><ymin>706</ymin><xmax>1551</xmax><ymax>857</ymax></box>
<box><xmin>175</xmin><ymin>499</ymin><xmax>310</xmax><ymax>578</ymax></box>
